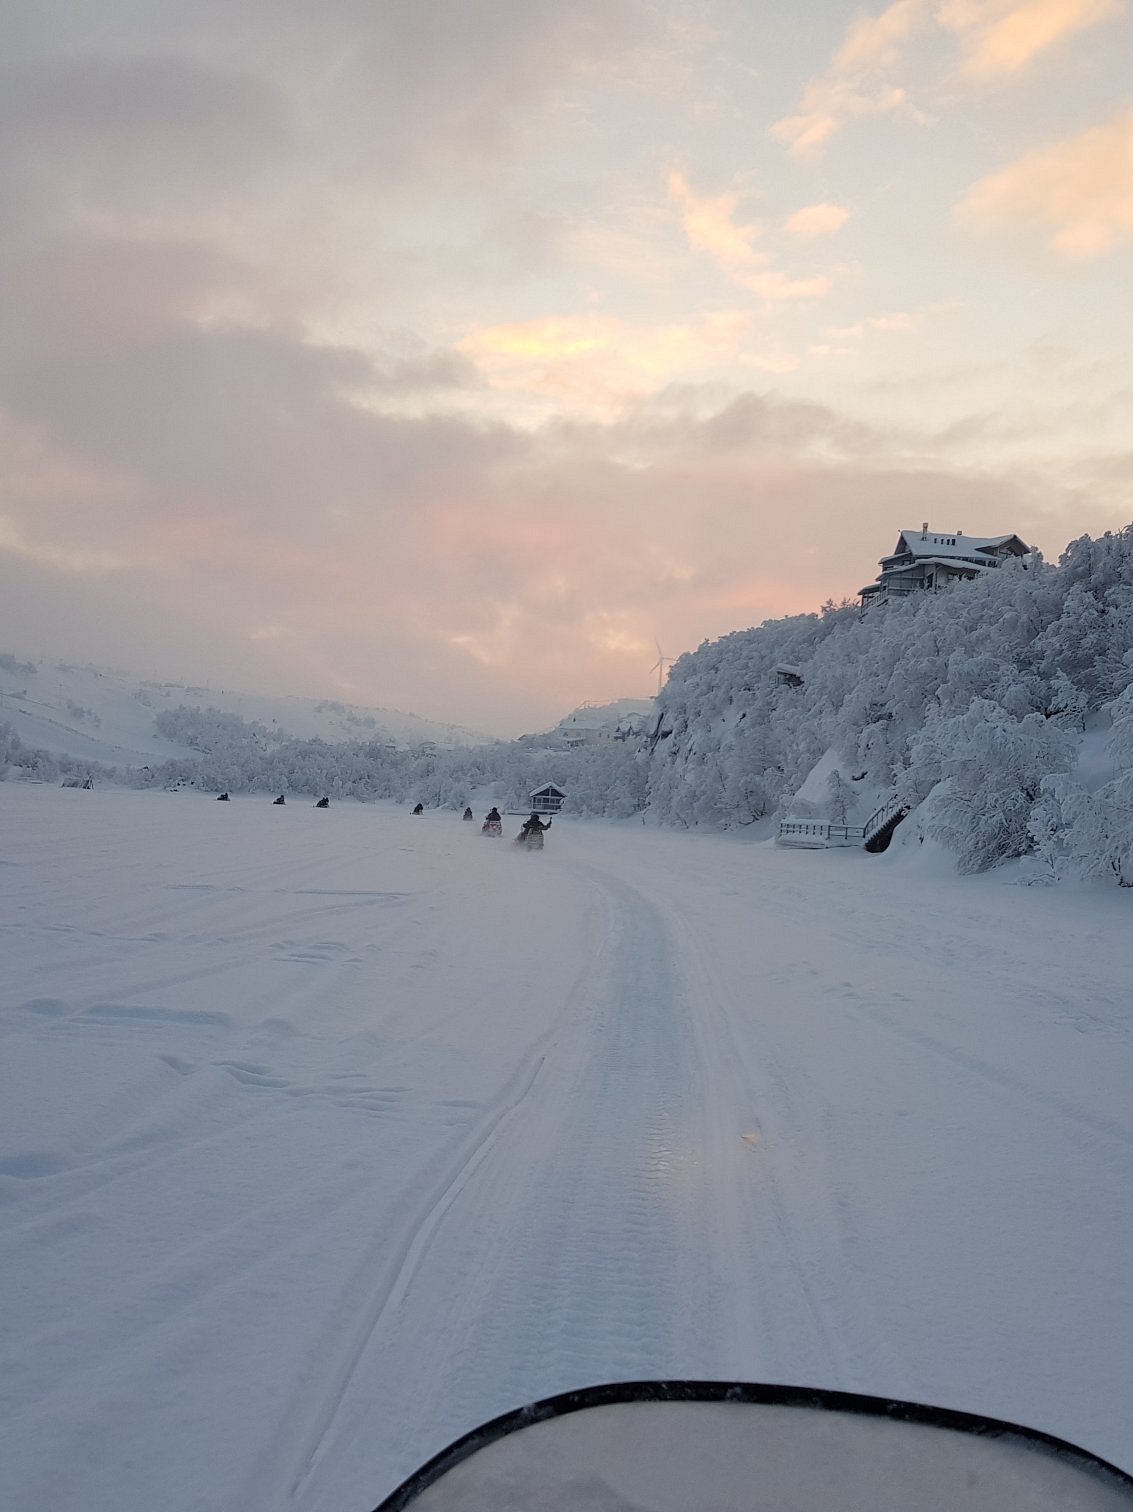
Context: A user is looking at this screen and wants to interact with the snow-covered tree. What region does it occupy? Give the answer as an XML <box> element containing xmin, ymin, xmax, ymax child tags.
<box><xmin>912</xmin><ymin>700</ymin><xmax>1076</xmax><ymax>872</ymax></box>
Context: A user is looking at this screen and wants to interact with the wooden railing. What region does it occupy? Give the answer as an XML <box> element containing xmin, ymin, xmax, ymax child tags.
<box><xmin>777</xmin><ymin>819</ymin><xmax>864</xmax><ymax>846</ymax></box>
<box><xmin>777</xmin><ymin>793</ymin><xmax>907</xmax><ymax>849</ymax></box>
<box><xmin>861</xmin><ymin>793</ymin><xmax>907</xmax><ymax>843</ymax></box>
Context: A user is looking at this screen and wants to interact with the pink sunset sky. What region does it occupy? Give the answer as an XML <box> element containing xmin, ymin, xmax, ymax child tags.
<box><xmin>1</xmin><ymin>0</ymin><xmax>1130</xmax><ymax>735</ymax></box>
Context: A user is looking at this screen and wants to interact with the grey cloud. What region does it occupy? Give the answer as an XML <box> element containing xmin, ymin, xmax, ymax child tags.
<box><xmin>0</xmin><ymin>234</ymin><xmax>245</xmax><ymax>362</ymax></box>
<box><xmin>1</xmin><ymin>358</ymin><xmax>1105</xmax><ymax>732</ymax></box>
<box><xmin>4</xmin><ymin>0</ymin><xmax>658</xmax><ymax>190</ymax></box>
<box><xmin>371</xmin><ymin>350</ymin><xmax>484</xmax><ymax>394</ymax></box>
<box><xmin>0</xmin><ymin>317</ymin><xmax>520</xmax><ymax>532</ymax></box>
<box><xmin>0</xmin><ymin>55</ymin><xmax>291</xmax><ymax>216</ymax></box>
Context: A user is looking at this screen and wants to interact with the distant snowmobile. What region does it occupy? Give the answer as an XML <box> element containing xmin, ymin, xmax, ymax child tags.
<box><xmin>412</xmin><ymin>803</ymin><xmax>424</xmax><ymax>815</ymax></box>
<box><xmin>481</xmin><ymin>807</ymin><xmax>503</xmax><ymax>837</ymax></box>
<box><xmin>217</xmin><ymin>792</ymin><xmax>230</xmax><ymax>801</ymax></box>
<box><xmin>273</xmin><ymin>794</ymin><xmax>286</xmax><ymax>805</ymax></box>
<box><xmin>315</xmin><ymin>796</ymin><xmax>330</xmax><ymax>809</ymax></box>
<box><xmin>462</xmin><ymin>807</ymin><xmax>474</xmax><ymax>821</ymax></box>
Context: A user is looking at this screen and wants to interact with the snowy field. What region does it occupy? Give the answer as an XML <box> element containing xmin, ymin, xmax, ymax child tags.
<box><xmin>2</xmin><ymin>784</ymin><xmax>1132</xmax><ymax>1511</ymax></box>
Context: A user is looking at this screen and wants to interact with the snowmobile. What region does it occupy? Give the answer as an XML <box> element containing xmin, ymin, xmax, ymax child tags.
<box><xmin>315</xmin><ymin>796</ymin><xmax>330</xmax><ymax>809</ymax></box>
<box><xmin>481</xmin><ymin>819</ymin><xmax>503</xmax><ymax>838</ymax></box>
<box><xmin>370</xmin><ymin>1380</ymin><xmax>1133</xmax><ymax>1511</ymax></box>
<box><xmin>515</xmin><ymin>815</ymin><xmax>550</xmax><ymax>850</ymax></box>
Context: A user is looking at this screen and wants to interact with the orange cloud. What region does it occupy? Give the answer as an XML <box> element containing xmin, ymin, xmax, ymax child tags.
<box><xmin>667</xmin><ymin>172</ymin><xmax>832</xmax><ymax>299</ymax></box>
<box><xmin>784</xmin><ymin>202</ymin><xmax>852</xmax><ymax>237</ymax></box>
<box><xmin>771</xmin><ymin>0</ymin><xmax>928</xmax><ymax>155</ymax></box>
<box><xmin>870</xmin><ymin>310</ymin><xmax>919</xmax><ymax>331</ymax></box>
<box><xmin>821</xmin><ymin>313</ymin><xmax>919</xmax><ymax>340</ymax></box>
<box><xmin>958</xmin><ymin>104</ymin><xmax>1133</xmax><ymax>255</ymax></box>
<box><xmin>772</xmin><ymin>0</ymin><xmax>1120</xmax><ymax>156</ymax></box>
<box><xmin>457</xmin><ymin>310</ymin><xmax>770</xmax><ymax>411</ymax></box>
<box><xmin>834</xmin><ymin>0</ymin><xmax>929</xmax><ymax>70</ymax></box>
<box><xmin>667</xmin><ymin>169</ymin><xmax>768</xmax><ymax>272</ymax></box>
<box><xmin>937</xmin><ymin>0</ymin><xmax>1123</xmax><ymax>77</ymax></box>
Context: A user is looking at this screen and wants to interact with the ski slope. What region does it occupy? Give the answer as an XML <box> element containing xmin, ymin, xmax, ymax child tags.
<box><xmin>1</xmin><ymin>786</ymin><xmax>1131</xmax><ymax>1511</ymax></box>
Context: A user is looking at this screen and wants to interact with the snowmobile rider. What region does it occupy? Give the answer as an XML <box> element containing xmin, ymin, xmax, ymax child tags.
<box><xmin>462</xmin><ymin>806</ymin><xmax>473</xmax><ymax>820</ymax></box>
<box><xmin>520</xmin><ymin>812</ymin><xmax>551</xmax><ymax>839</ymax></box>
<box><xmin>485</xmin><ymin>807</ymin><xmax>501</xmax><ymax>824</ymax></box>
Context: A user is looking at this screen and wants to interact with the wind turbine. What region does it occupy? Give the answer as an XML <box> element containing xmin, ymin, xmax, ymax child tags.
<box><xmin>649</xmin><ymin>639</ymin><xmax>674</xmax><ymax>697</ymax></box>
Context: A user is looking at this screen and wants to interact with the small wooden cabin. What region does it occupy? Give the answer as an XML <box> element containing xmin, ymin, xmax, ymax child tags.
<box><xmin>529</xmin><ymin>782</ymin><xmax>566</xmax><ymax>816</ymax></box>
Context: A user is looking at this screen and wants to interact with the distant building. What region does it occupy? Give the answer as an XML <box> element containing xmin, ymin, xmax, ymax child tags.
<box><xmin>860</xmin><ymin>525</ymin><xmax>1030</xmax><ymax>607</ymax></box>
<box><xmin>555</xmin><ymin>699</ymin><xmax>654</xmax><ymax>748</ymax></box>
<box><xmin>558</xmin><ymin>712</ymin><xmax>613</xmax><ymax>749</ymax></box>
<box><xmin>775</xmin><ymin>664</ymin><xmax>804</xmax><ymax>687</ymax></box>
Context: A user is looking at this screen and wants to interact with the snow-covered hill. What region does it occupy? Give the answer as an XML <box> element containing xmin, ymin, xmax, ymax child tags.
<box><xmin>0</xmin><ymin>654</ymin><xmax>493</xmax><ymax>768</ymax></box>
<box><xmin>649</xmin><ymin>524</ymin><xmax>1133</xmax><ymax>882</ymax></box>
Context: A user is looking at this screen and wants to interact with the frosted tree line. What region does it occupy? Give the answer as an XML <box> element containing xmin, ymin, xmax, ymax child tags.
<box><xmin>2</xmin><ymin>525</ymin><xmax>1131</xmax><ymax>882</ymax></box>
<box><xmin>648</xmin><ymin>525</ymin><xmax>1133</xmax><ymax>882</ymax></box>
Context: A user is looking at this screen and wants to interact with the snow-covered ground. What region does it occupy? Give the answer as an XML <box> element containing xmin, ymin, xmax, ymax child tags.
<box><xmin>1</xmin><ymin>785</ymin><xmax>1131</xmax><ymax>1511</ymax></box>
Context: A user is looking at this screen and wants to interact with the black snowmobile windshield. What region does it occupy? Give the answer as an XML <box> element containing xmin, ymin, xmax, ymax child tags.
<box><xmin>373</xmin><ymin>1382</ymin><xmax>1133</xmax><ymax>1512</ymax></box>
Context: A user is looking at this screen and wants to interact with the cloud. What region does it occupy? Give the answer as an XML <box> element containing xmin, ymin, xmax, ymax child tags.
<box><xmin>771</xmin><ymin>0</ymin><xmax>1121</xmax><ymax>156</ymax></box>
<box><xmin>936</xmin><ymin>0</ymin><xmax>1124</xmax><ymax>77</ymax></box>
<box><xmin>0</xmin><ymin>515</ymin><xmax>134</xmax><ymax>574</ymax></box>
<box><xmin>834</xmin><ymin>0</ymin><xmax>929</xmax><ymax>71</ymax></box>
<box><xmin>820</xmin><ymin>313</ymin><xmax>920</xmax><ymax>342</ymax></box>
<box><xmin>0</xmin><ymin>0</ymin><xmax>1124</xmax><ymax>734</ymax></box>
<box><xmin>0</xmin><ymin>54</ymin><xmax>291</xmax><ymax>227</ymax></box>
<box><xmin>666</xmin><ymin>170</ymin><xmax>767</xmax><ymax>270</ymax></box>
<box><xmin>4</xmin><ymin>0</ymin><xmax>661</xmax><ymax>191</ymax></box>
<box><xmin>869</xmin><ymin>310</ymin><xmax>920</xmax><ymax>331</ymax></box>
<box><xmin>457</xmin><ymin>311</ymin><xmax>785</xmax><ymax>411</ymax></box>
<box><xmin>783</xmin><ymin>203</ymin><xmax>851</xmax><ymax>238</ymax></box>
<box><xmin>770</xmin><ymin>0</ymin><xmax>929</xmax><ymax>155</ymax></box>
<box><xmin>0</xmin><ymin>335</ymin><xmax>1113</xmax><ymax>731</ymax></box>
<box><xmin>958</xmin><ymin>104</ymin><xmax>1133</xmax><ymax>255</ymax></box>
<box><xmin>667</xmin><ymin>171</ymin><xmax>832</xmax><ymax>300</ymax></box>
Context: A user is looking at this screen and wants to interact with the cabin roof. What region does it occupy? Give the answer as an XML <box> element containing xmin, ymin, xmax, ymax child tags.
<box><xmin>885</xmin><ymin>530</ymin><xmax>1028</xmax><ymax>563</ymax></box>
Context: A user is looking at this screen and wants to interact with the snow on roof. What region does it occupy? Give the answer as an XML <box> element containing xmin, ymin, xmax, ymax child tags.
<box><xmin>530</xmin><ymin>781</ymin><xmax>566</xmax><ymax>796</ymax></box>
<box><xmin>887</xmin><ymin>530</ymin><xmax>1024</xmax><ymax>562</ymax></box>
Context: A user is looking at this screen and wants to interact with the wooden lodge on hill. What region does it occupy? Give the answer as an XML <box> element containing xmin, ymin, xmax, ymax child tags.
<box><xmin>860</xmin><ymin>524</ymin><xmax>1030</xmax><ymax>607</ymax></box>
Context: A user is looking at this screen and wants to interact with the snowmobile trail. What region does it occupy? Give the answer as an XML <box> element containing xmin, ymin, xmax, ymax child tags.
<box><xmin>295</xmin><ymin>860</ymin><xmax>876</xmax><ymax>1510</ymax></box>
<box><xmin>245</xmin><ymin>1046</ymin><xmax>553</xmax><ymax>1511</ymax></box>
